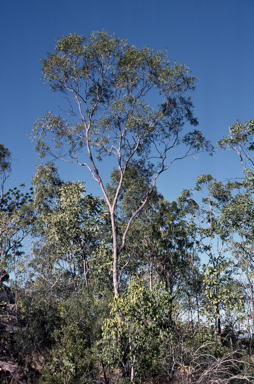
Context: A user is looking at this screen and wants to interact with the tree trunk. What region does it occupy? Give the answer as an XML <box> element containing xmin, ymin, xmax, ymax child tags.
<box><xmin>246</xmin><ymin>268</ymin><xmax>254</xmax><ymax>328</ymax></box>
<box><xmin>129</xmin><ymin>331</ymin><xmax>136</xmax><ymax>383</ymax></box>
<box><xmin>149</xmin><ymin>257</ymin><xmax>153</xmax><ymax>292</ymax></box>
<box><xmin>83</xmin><ymin>259</ymin><xmax>89</xmax><ymax>292</ymax></box>
<box><xmin>196</xmin><ymin>294</ymin><xmax>201</xmax><ymax>331</ymax></box>
<box><xmin>111</xmin><ymin>212</ymin><xmax>119</xmax><ymax>298</ymax></box>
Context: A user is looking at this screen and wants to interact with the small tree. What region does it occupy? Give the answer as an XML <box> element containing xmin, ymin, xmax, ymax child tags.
<box><xmin>31</xmin><ymin>163</ymin><xmax>109</xmax><ymax>294</ymax></box>
<box><xmin>101</xmin><ymin>278</ymin><xmax>170</xmax><ymax>383</ymax></box>
<box><xmin>178</xmin><ymin>176</ymin><xmax>245</xmax><ymax>336</ymax></box>
<box><xmin>0</xmin><ymin>145</ymin><xmax>34</xmax><ymax>308</ymax></box>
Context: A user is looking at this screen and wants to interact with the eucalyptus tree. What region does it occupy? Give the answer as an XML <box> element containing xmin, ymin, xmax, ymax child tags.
<box><xmin>31</xmin><ymin>31</ymin><xmax>212</xmax><ymax>297</ymax></box>
<box><xmin>177</xmin><ymin>175</ymin><xmax>245</xmax><ymax>340</ymax></box>
<box><xmin>214</xmin><ymin>175</ymin><xmax>254</xmax><ymax>337</ymax></box>
<box><xmin>0</xmin><ymin>144</ymin><xmax>12</xmax><ymax>258</ymax></box>
<box><xmin>218</xmin><ymin>120</ymin><xmax>254</xmax><ymax>330</ymax></box>
<box><xmin>227</xmin><ymin>196</ymin><xmax>254</xmax><ymax>331</ymax></box>
<box><xmin>0</xmin><ymin>186</ymin><xmax>34</xmax><ymax>269</ymax></box>
<box><xmin>193</xmin><ymin>175</ymin><xmax>244</xmax><ymax>335</ymax></box>
<box><xmin>0</xmin><ymin>146</ymin><xmax>34</xmax><ymax>303</ymax></box>
<box><xmin>31</xmin><ymin>163</ymin><xmax>110</xmax><ymax>296</ymax></box>
<box><xmin>0</xmin><ymin>144</ymin><xmax>11</xmax><ymax>208</ymax></box>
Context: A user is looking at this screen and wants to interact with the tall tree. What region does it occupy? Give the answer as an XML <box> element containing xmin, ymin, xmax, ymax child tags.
<box><xmin>31</xmin><ymin>31</ymin><xmax>212</xmax><ymax>297</ymax></box>
<box><xmin>183</xmin><ymin>175</ymin><xmax>245</xmax><ymax>335</ymax></box>
<box><xmin>218</xmin><ymin>119</ymin><xmax>254</xmax><ymax>329</ymax></box>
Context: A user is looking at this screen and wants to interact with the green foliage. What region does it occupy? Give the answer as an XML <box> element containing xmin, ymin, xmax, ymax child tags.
<box><xmin>40</xmin><ymin>291</ymin><xmax>99</xmax><ymax>384</ymax></box>
<box><xmin>15</xmin><ymin>292</ymin><xmax>61</xmax><ymax>356</ymax></box>
<box><xmin>106</xmin><ymin>159</ymin><xmax>159</xmax><ymax>217</ymax></box>
<box><xmin>201</xmin><ymin>261</ymin><xmax>245</xmax><ymax>321</ymax></box>
<box><xmin>218</xmin><ymin>119</ymin><xmax>254</xmax><ymax>151</ymax></box>
<box><xmin>0</xmin><ymin>144</ymin><xmax>11</xmax><ymax>196</ymax></box>
<box><xmin>2</xmin><ymin>161</ymin><xmax>252</xmax><ymax>383</ymax></box>
<box><xmin>3</xmin><ymin>35</ymin><xmax>254</xmax><ymax>383</ymax></box>
<box><xmin>0</xmin><ymin>183</ymin><xmax>34</xmax><ymax>286</ymax></box>
<box><xmin>30</xmin><ymin>163</ymin><xmax>110</xmax><ymax>295</ymax></box>
<box><xmin>100</xmin><ymin>278</ymin><xmax>170</xmax><ymax>382</ymax></box>
<box><xmin>32</xmin><ymin>30</ymin><xmax>208</xmax><ymax>164</ymax></box>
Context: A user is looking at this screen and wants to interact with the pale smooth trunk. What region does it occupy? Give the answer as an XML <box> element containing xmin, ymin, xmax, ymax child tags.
<box><xmin>129</xmin><ymin>331</ymin><xmax>135</xmax><ymax>383</ymax></box>
<box><xmin>111</xmin><ymin>212</ymin><xmax>119</xmax><ymax>298</ymax></box>
<box><xmin>83</xmin><ymin>259</ymin><xmax>89</xmax><ymax>292</ymax></box>
<box><xmin>246</xmin><ymin>271</ymin><xmax>254</xmax><ymax>328</ymax></box>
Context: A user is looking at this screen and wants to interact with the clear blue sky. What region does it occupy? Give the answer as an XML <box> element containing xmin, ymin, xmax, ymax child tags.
<box><xmin>1</xmin><ymin>0</ymin><xmax>254</xmax><ymax>202</ymax></box>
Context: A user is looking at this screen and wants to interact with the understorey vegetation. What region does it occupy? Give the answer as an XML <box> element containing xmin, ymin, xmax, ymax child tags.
<box><xmin>1</xmin><ymin>32</ymin><xmax>254</xmax><ymax>383</ymax></box>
